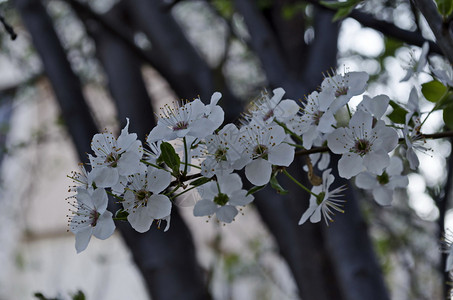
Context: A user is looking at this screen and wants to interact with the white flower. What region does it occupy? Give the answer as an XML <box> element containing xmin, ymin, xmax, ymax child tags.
<box><xmin>431</xmin><ymin>65</ymin><xmax>453</xmax><ymax>87</ymax></box>
<box><xmin>144</xmin><ymin>140</ymin><xmax>162</xmax><ymax>165</ymax></box>
<box><xmin>248</xmin><ymin>88</ymin><xmax>299</xmax><ymax>124</ymax></box>
<box><xmin>321</xmin><ymin>71</ymin><xmax>369</xmax><ymax>113</ymax></box>
<box><xmin>298</xmin><ymin>91</ymin><xmax>337</xmax><ymax>149</ymax></box>
<box><xmin>148</xmin><ymin>95</ymin><xmax>223</xmax><ymax>142</ymax></box>
<box><xmin>401</xmin><ymin>88</ymin><xmax>431</xmax><ymax>170</ymax></box>
<box><xmin>357</xmin><ymin>94</ymin><xmax>390</xmax><ymax>121</ymax></box>
<box><xmin>89</xmin><ymin>119</ymin><xmax>145</xmax><ymax>188</ymax></box>
<box><xmin>193</xmin><ymin>173</ymin><xmax>254</xmax><ymax>223</ymax></box>
<box><xmin>442</xmin><ymin>230</ymin><xmax>453</xmax><ymax>272</ymax></box>
<box><xmin>400</xmin><ymin>42</ymin><xmax>429</xmax><ymax>82</ymax></box>
<box><xmin>69</xmin><ymin>188</ymin><xmax>115</xmax><ymax>253</ymax></box>
<box><xmin>355</xmin><ymin>156</ymin><xmax>409</xmax><ymax>206</ymax></box>
<box><xmin>203</xmin><ymin>92</ymin><xmax>225</xmax><ymax>130</ymax></box>
<box><xmin>298</xmin><ymin>168</ymin><xmax>346</xmax><ymax>226</ymax></box>
<box><xmin>201</xmin><ymin>123</ymin><xmax>244</xmax><ymax>177</ymax></box>
<box><xmin>123</xmin><ymin>167</ymin><xmax>172</xmax><ymax>233</ymax></box>
<box><xmin>303</xmin><ymin>150</ymin><xmax>331</xmax><ymax>173</ymax></box>
<box><xmin>239</xmin><ymin>122</ymin><xmax>295</xmax><ymax>186</ymax></box>
<box><xmin>327</xmin><ymin>110</ymin><xmax>399</xmax><ymax>179</ymax></box>
<box><xmin>68</xmin><ymin>165</ymin><xmax>96</xmax><ymax>192</ymax></box>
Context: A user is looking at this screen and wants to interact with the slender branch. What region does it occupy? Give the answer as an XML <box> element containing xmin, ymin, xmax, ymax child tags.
<box><xmin>437</xmin><ymin>137</ymin><xmax>453</xmax><ymax>298</ymax></box>
<box><xmin>0</xmin><ymin>13</ymin><xmax>17</xmax><ymax>40</ymax></box>
<box><xmin>412</xmin><ymin>0</ymin><xmax>453</xmax><ymax>64</ymax></box>
<box><xmin>305</xmin><ymin>0</ymin><xmax>443</xmax><ymax>55</ymax></box>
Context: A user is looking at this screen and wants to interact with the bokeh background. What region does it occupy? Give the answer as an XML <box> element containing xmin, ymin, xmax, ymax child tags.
<box><xmin>0</xmin><ymin>0</ymin><xmax>451</xmax><ymax>299</ymax></box>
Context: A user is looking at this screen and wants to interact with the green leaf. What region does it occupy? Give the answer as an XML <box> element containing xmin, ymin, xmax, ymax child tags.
<box><xmin>281</xmin><ymin>3</ymin><xmax>306</xmax><ymax>20</ymax></box>
<box><xmin>246</xmin><ymin>184</ymin><xmax>267</xmax><ymax>196</ymax></box>
<box><xmin>212</xmin><ymin>0</ymin><xmax>234</xmax><ymax>18</ymax></box>
<box><xmin>332</xmin><ymin>6</ymin><xmax>355</xmax><ymax>21</ymax></box>
<box><xmin>159</xmin><ymin>142</ymin><xmax>181</xmax><ymax>175</ymax></box>
<box><xmin>114</xmin><ymin>209</ymin><xmax>129</xmax><ymax>220</ymax></box>
<box><xmin>388</xmin><ymin>100</ymin><xmax>408</xmax><ymax>124</ymax></box>
<box><xmin>436</xmin><ymin>92</ymin><xmax>453</xmax><ymax>110</ymax></box>
<box><xmin>190</xmin><ymin>177</ymin><xmax>211</xmax><ymax>186</ymax></box>
<box><xmin>436</xmin><ymin>0</ymin><xmax>453</xmax><ymax>17</ymax></box>
<box><xmin>421</xmin><ymin>80</ymin><xmax>448</xmax><ymax>103</ymax></box>
<box><xmin>269</xmin><ymin>174</ymin><xmax>288</xmax><ymax>195</ymax></box>
<box><xmin>443</xmin><ymin>104</ymin><xmax>453</xmax><ymax>129</ymax></box>
<box><xmin>320</xmin><ymin>0</ymin><xmax>360</xmax><ymax>9</ymax></box>
<box><xmin>72</xmin><ymin>291</ymin><xmax>86</xmax><ymax>300</ymax></box>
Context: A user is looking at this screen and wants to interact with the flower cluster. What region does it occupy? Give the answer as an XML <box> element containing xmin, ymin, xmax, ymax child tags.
<box><xmin>67</xmin><ymin>63</ymin><xmax>452</xmax><ymax>262</ymax></box>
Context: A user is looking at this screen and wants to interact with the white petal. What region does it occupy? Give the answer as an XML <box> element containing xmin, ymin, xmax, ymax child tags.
<box><xmin>406</xmin><ymin>147</ymin><xmax>419</xmax><ymax>170</ymax></box>
<box><xmin>216</xmin><ymin>205</ymin><xmax>238</xmax><ymax>223</ymax></box>
<box><xmin>310</xmin><ymin>205</ymin><xmax>323</xmax><ymax>223</ymax></box>
<box><xmin>298</xmin><ymin>199</ymin><xmax>317</xmax><ymax>225</ymax></box>
<box><xmin>148</xmin><ymin>195</ymin><xmax>172</xmax><ymax>220</ymax></box>
<box><xmin>372</xmin><ymin>187</ymin><xmax>393</xmax><ymax>206</ymax></box>
<box><xmin>358</xmin><ymin>95</ymin><xmax>389</xmax><ymax>119</ymax></box>
<box><xmin>128</xmin><ymin>207</ymin><xmax>153</xmax><ymax>233</ymax></box>
<box><xmin>76</xmin><ymin>188</ymin><xmax>94</xmax><ymax>209</ymax></box>
<box><xmin>193</xmin><ymin>199</ymin><xmax>218</xmax><ymax>217</ymax></box>
<box><xmin>375</xmin><ymin>126</ymin><xmax>398</xmax><ymax>153</ymax></box>
<box><xmin>268</xmin><ymin>143</ymin><xmax>294</xmax><ymax>166</ymax></box>
<box><xmin>245</xmin><ymin>158</ymin><xmax>272</xmax><ymax>186</ymax></box>
<box><xmin>210</xmin><ymin>92</ymin><xmax>222</xmax><ymax>106</ymax></box>
<box><xmin>117</xmin><ymin>152</ymin><xmax>143</xmax><ymax>176</ymax></box>
<box><xmin>189</xmin><ymin>118</ymin><xmax>215</xmax><ymax>139</ymax></box>
<box><xmin>90</xmin><ymin>167</ymin><xmax>119</xmax><ymax>188</ymax></box>
<box><xmin>327</xmin><ymin>128</ymin><xmax>350</xmax><ymax>154</ymax></box>
<box><xmin>318</xmin><ymin>153</ymin><xmax>330</xmax><ymax>170</ymax></box>
<box><xmin>388</xmin><ymin>175</ymin><xmax>409</xmax><ymax>189</ymax></box>
<box><xmin>274</xmin><ymin>100</ymin><xmax>300</xmax><ymax>119</ymax></box>
<box><xmin>91</xmin><ymin>133</ymin><xmax>114</xmax><ymax>156</ymax></box>
<box><xmin>318</xmin><ymin>112</ymin><xmax>336</xmax><ymax>133</ymax></box>
<box><xmin>229</xmin><ymin>190</ymin><xmax>254</xmax><ymax>206</ymax></box>
<box><xmin>363</xmin><ymin>150</ymin><xmax>390</xmax><ymax>175</ymax></box>
<box><xmin>75</xmin><ymin>227</ymin><xmax>93</xmax><ymax>253</ymax></box>
<box><xmin>147</xmin><ymin>168</ymin><xmax>172</xmax><ymax>193</ymax></box>
<box><xmin>350</xmin><ymin>110</ymin><xmax>373</xmax><ymax>133</ymax></box>
<box><xmin>207</xmin><ymin>106</ymin><xmax>224</xmax><ymax>130</ymax></box>
<box><xmin>355</xmin><ymin>172</ymin><xmax>378</xmax><ymax>189</ymax></box>
<box><xmin>218</xmin><ymin>173</ymin><xmax>242</xmax><ymax>193</ymax></box>
<box><xmin>117</xmin><ymin>120</ymin><xmax>139</xmax><ymax>151</ymax></box>
<box><xmin>92</xmin><ymin>188</ymin><xmax>108</xmax><ymax>213</ymax></box>
<box><xmin>338</xmin><ymin>154</ymin><xmax>364</xmax><ymax>179</ymax></box>
<box><xmin>93</xmin><ymin>210</ymin><xmax>115</xmax><ymax>239</ymax></box>
<box><xmin>270</xmin><ymin>88</ymin><xmax>285</xmax><ymax>106</ymax></box>
<box><xmin>386</xmin><ymin>156</ymin><xmax>403</xmax><ymax>176</ymax></box>
<box><xmin>148</xmin><ymin>124</ymin><xmax>176</xmax><ymax>142</ymax></box>
<box><xmin>446</xmin><ymin>247</ymin><xmax>453</xmax><ymax>271</ymax></box>
<box><xmin>302</xmin><ymin>126</ymin><xmax>318</xmax><ymax>149</ymax></box>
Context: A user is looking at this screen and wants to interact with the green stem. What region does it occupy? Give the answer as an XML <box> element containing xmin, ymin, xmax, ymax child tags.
<box><xmin>170</xmin><ymin>184</ymin><xmax>199</xmax><ymax>200</ymax></box>
<box><xmin>421</xmin><ymin>88</ymin><xmax>451</xmax><ymax>127</ymax></box>
<box><xmin>166</xmin><ymin>182</ymin><xmax>182</xmax><ymax>197</ymax></box>
<box><xmin>183</xmin><ymin>137</ymin><xmax>189</xmax><ymax>176</ymax></box>
<box><xmin>106</xmin><ymin>190</ymin><xmax>124</xmax><ymax>201</ymax></box>
<box><xmin>274</xmin><ymin>120</ymin><xmax>304</xmax><ymax>144</ymax></box>
<box><xmin>113</xmin><ymin>216</ymin><xmax>128</xmax><ymax>221</ymax></box>
<box><xmin>141</xmin><ymin>159</ymin><xmax>167</xmax><ymax>170</ymax></box>
<box><xmin>285</xmin><ymin>142</ymin><xmax>305</xmax><ymax>149</ymax></box>
<box><xmin>346</xmin><ymin>104</ymin><xmax>352</xmax><ymax>119</ymax></box>
<box><xmin>282</xmin><ymin>169</ymin><xmax>318</xmax><ymax>197</ymax></box>
<box><xmin>186</xmin><ymin>163</ymin><xmax>202</xmax><ymax>169</ymax></box>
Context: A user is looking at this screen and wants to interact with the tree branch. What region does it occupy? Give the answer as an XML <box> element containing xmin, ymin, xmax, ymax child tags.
<box><xmin>412</xmin><ymin>0</ymin><xmax>453</xmax><ymax>64</ymax></box>
<box><xmin>305</xmin><ymin>0</ymin><xmax>443</xmax><ymax>55</ymax></box>
<box><xmin>13</xmin><ymin>0</ymin><xmax>98</xmax><ymax>161</ymax></box>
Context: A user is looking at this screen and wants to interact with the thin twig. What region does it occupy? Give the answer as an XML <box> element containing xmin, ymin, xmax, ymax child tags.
<box><xmin>0</xmin><ymin>13</ymin><xmax>17</xmax><ymax>40</ymax></box>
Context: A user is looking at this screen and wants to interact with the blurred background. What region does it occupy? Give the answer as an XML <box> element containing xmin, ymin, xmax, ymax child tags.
<box><xmin>0</xmin><ymin>0</ymin><xmax>451</xmax><ymax>299</ymax></box>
